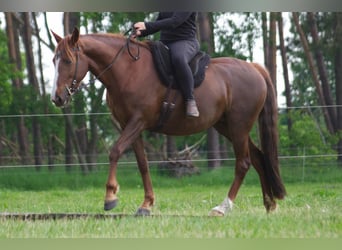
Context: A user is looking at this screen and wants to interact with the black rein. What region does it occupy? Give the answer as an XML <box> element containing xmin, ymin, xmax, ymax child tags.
<box><xmin>66</xmin><ymin>30</ymin><xmax>140</xmax><ymax>96</ymax></box>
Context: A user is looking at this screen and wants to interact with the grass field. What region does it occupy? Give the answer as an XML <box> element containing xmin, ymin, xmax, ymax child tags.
<box><xmin>0</xmin><ymin>162</ymin><xmax>341</xmax><ymax>238</ymax></box>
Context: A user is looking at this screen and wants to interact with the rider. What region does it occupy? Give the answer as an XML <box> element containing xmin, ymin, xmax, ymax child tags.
<box><xmin>134</xmin><ymin>12</ymin><xmax>200</xmax><ymax>117</ymax></box>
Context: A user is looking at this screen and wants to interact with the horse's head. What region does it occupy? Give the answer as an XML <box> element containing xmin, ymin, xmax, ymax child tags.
<box><xmin>51</xmin><ymin>27</ymin><xmax>88</xmax><ymax>107</ymax></box>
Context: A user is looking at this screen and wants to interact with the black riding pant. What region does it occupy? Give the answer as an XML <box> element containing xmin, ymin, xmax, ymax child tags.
<box><xmin>163</xmin><ymin>39</ymin><xmax>200</xmax><ymax>101</ymax></box>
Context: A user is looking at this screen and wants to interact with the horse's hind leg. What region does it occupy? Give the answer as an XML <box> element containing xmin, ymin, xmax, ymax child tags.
<box><xmin>249</xmin><ymin>138</ymin><xmax>277</xmax><ymax>212</ymax></box>
<box><xmin>132</xmin><ymin>136</ymin><xmax>155</xmax><ymax>216</ymax></box>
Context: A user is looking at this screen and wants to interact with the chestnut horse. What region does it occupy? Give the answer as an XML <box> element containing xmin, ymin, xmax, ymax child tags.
<box><xmin>51</xmin><ymin>28</ymin><xmax>286</xmax><ymax>216</ymax></box>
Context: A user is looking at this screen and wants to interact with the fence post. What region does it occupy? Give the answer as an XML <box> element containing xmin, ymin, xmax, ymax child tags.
<box><xmin>302</xmin><ymin>146</ymin><xmax>306</xmax><ymax>182</ymax></box>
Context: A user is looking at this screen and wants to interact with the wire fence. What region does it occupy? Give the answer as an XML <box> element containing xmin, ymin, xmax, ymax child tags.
<box><xmin>0</xmin><ymin>149</ymin><xmax>340</xmax><ymax>171</ymax></box>
<box><xmin>0</xmin><ymin>105</ymin><xmax>341</xmax><ymax>180</ymax></box>
<box><xmin>0</xmin><ymin>104</ymin><xmax>341</xmax><ymax>119</ymax></box>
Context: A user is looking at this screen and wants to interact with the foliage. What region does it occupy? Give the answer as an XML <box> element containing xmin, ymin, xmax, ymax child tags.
<box><xmin>212</xmin><ymin>12</ymin><xmax>262</xmax><ymax>60</ymax></box>
<box><xmin>81</xmin><ymin>12</ymin><xmax>147</xmax><ymax>34</ymax></box>
<box><xmin>287</xmin><ymin>12</ymin><xmax>337</xmax><ymax>106</ymax></box>
<box><xmin>0</xmin><ymin>29</ymin><xmax>13</xmax><ymax>114</ymax></box>
<box><xmin>278</xmin><ymin>110</ymin><xmax>338</xmax><ymax>159</ymax></box>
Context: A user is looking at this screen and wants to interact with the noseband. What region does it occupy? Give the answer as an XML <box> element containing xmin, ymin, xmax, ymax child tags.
<box><xmin>65</xmin><ymin>34</ymin><xmax>140</xmax><ymax>97</ymax></box>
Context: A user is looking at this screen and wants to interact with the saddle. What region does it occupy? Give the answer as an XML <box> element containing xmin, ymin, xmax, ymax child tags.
<box><xmin>149</xmin><ymin>41</ymin><xmax>210</xmax><ymax>89</ymax></box>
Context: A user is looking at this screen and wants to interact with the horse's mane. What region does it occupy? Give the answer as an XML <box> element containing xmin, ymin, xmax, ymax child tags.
<box><xmin>83</xmin><ymin>32</ymin><xmax>151</xmax><ymax>50</ymax></box>
<box><xmin>58</xmin><ymin>32</ymin><xmax>151</xmax><ymax>63</ymax></box>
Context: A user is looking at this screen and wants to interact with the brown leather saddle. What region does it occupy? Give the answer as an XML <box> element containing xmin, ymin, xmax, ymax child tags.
<box><xmin>149</xmin><ymin>41</ymin><xmax>210</xmax><ymax>89</ymax></box>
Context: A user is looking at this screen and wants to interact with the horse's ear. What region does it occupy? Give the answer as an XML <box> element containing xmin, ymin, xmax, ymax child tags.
<box><xmin>51</xmin><ymin>30</ymin><xmax>62</xmax><ymax>43</ymax></box>
<box><xmin>71</xmin><ymin>27</ymin><xmax>80</xmax><ymax>45</ymax></box>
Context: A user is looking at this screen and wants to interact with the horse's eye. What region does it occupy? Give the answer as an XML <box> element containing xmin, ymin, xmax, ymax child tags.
<box><xmin>63</xmin><ymin>59</ymin><xmax>72</xmax><ymax>64</ymax></box>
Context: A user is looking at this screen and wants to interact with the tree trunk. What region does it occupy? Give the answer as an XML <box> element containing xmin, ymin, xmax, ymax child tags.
<box><xmin>47</xmin><ymin>135</ymin><xmax>55</xmax><ymax>171</ymax></box>
<box><xmin>87</xmin><ymin>82</ymin><xmax>106</xmax><ymax>171</ymax></box>
<box><xmin>166</xmin><ymin>136</ymin><xmax>177</xmax><ymax>159</ymax></box>
<box><xmin>62</xmin><ymin>12</ymin><xmax>88</xmax><ymax>173</ymax></box>
<box><xmin>197</xmin><ymin>12</ymin><xmax>221</xmax><ymax>169</ymax></box>
<box><xmin>0</xmin><ymin>120</ymin><xmax>4</xmax><ymax>165</ymax></box>
<box><xmin>335</xmin><ymin>12</ymin><xmax>342</xmax><ymax>164</ymax></box>
<box><xmin>22</xmin><ymin>12</ymin><xmax>43</xmax><ymax>170</ymax></box>
<box><xmin>65</xmin><ymin>118</ymin><xmax>74</xmax><ymax>172</ymax></box>
<box><xmin>63</xmin><ymin>13</ymin><xmax>74</xmax><ymax>171</ymax></box>
<box><xmin>292</xmin><ymin>12</ymin><xmax>335</xmax><ymax>134</ymax></box>
<box><xmin>5</xmin><ymin>12</ymin><xmax>29</xmax><ymax>165</ymax></box>
<box><xmin>64</xmin><ymin>109</ymin><xmax>87</xmax><ymax>174</ymax></box>
<box><xmin>33</xmin><ymin>12</ymin><xmax>56</xmax><ymax>170</ymax></box>
<box><xmin>262</xmin><ymin>12</ymin><xmax>269</xmax><ymax>66</ymax></box>
<box><xmin>307</xmin><ymin>12</ymin><xmax>337</xmax><ymax>131</ymax></box>
<box><xmin>268</xmin><ymin>12</ymin><xmax>277</xmax><ymax>91</ymax></box>
<box><xmin>278</xmin><ymin>13</ymin><xmax>293</xmax><ymax>132</ymax></box>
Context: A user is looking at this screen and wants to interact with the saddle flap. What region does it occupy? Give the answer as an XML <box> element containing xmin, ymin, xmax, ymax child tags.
<box><xmin>149</xmin><ymin>41</ymin><xmax>210</xmax><ymax>89</ymax></box>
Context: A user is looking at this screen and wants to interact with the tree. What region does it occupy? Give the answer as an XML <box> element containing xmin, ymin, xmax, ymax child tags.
<box><xmin>197</xmin><ymin>12</ymin><xmax>221</xmax><ymax>169</ymax></box>
<box><xmin>334</xmin><ymin>12</ymin><xmax>342</xmax><ymax>164</ymax></box>
<box><xmin>32</xmin><ymin>12</ymin><xmax>57</xmax><ymax>169</ymax></box>
<box><xmin>5</xmin><ymin>12</ymin><xmax>29</xmax><ymax>165</ymax></box>
<box><xmin>307</xmin><ymin>12</ymin><xmax>337</xmax><ymax>131</ymax></box>
<box><xmin>277</xmin><ymin>13</ymin><xmax>293</xmax><ymax>132</ymax></box>
<box><xmin>267</xmin><ymin>12</ymin><xmax>277</xmax><ymax>89</ymax></box>
<box><xmin>292</xmin><ymin>12</ymin><xmax>334</xmax><ymax>134</ymax></box>
<box><xmin>0</xmin><ymin>23</ymin><xmax>13</xmax><ymax>165</ymax></box>
<box><xmin>288</xmin><ymin>12</ymin><xmax>342</xmax><ymax>162</ymax></box>
<box><xmin>62</xmin><ymin>12</ymin><xmax>89</xmax><ymax>174</ymax></box>
<box><xmin>22</xmin><ymin>12</ymin><xmax>43</xmax><ymax>170</ymax></box>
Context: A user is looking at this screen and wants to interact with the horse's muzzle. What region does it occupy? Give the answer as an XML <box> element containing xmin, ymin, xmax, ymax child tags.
<box><xmin>51</xmin><ymin>94</ymin><xmax>64</xmax><ymax>107</ymax></box>
<box><xmin>51</xmin><ymin>91</ymin><xmax>70</xmax><ymax>107</ymax></box>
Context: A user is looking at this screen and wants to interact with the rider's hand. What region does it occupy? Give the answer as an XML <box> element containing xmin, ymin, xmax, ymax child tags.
<box><xmin>133</xmin><ymin>22</ymin><xmax>146</xmax><ymax>37</ymax></box>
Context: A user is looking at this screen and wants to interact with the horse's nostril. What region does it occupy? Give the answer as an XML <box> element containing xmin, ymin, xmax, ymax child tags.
<box><xmin>52</xmin><ymin>95</ymin><xmax>63</xmax><ymax>106</ymax></box>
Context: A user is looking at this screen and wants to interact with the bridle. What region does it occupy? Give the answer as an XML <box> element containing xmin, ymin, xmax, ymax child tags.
<box><xmin>65</xmin><ymin>45</ymin><xmax>81</xmax><ymax>96</ymax></box>
<box><xmin>65</xmin><ymin>31</ymin><xmax>140</xmax><ymax>97</ymax></box>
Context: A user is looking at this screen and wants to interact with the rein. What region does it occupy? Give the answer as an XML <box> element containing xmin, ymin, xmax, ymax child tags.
<box><xmin>66</xmin><ymin>32</ymin><xmax>140</xmax><ymax>96</ymax></box>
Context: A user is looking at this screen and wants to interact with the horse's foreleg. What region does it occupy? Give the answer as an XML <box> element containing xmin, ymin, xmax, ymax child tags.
<box><xmin>210</xmin><ymin>138</ymin><xmax>251</xmax><ymax>216</ymax></box>
<box><xmin>249</xmin><ymin>139</ymin><xmax>277</xmax><ymax>212</ymax></box>
<box><xmin>132</xmin><ymin>136</ymin><xmax>154</xmax><ymax>216</ymax></box>
<box><xmin>104</xmin><ymin>118</ymin><xmax>145</xmax><ymax>211</ymax></box>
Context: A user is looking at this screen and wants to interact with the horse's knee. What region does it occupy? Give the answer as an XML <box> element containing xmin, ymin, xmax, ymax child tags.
<box><xmin>235</xmin><ymin>158</ymin><xmax>251</xmax><ymax>179</ymax></box>
<box><xmin>109</xmin><ymin>146</ymin><xmax>121</xmax><ymax>163</ymax></box>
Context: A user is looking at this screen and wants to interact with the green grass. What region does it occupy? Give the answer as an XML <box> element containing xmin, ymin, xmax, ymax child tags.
<box><xmin>0</xmin><ymin>163</ymin><xmax>341</xmax><ymax>238</ymax></box>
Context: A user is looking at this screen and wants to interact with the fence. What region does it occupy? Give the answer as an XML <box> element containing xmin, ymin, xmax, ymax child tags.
<box><xmin>0</xmin><ymin>106</ymin><xmax>341</xmax><ymax>183</ymax></box>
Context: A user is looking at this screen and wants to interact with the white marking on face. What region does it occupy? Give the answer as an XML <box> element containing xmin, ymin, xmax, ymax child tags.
<box><xmin>51</xmin><ymin>57</ymin><xmax>60</xmax><ymax>101</ymax></box>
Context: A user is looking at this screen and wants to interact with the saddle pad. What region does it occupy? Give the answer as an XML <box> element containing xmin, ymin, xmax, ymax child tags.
<box><xmin>149</xmin><ymin>41</ymin><xmax>210</xmax><ymax>89</ymax></box>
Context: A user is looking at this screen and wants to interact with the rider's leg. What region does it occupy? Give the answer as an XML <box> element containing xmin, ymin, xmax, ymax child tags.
<box><xmin>166</xmin><ymin>39</ymin><xmax>200</xmax><ymax>117</ymax></box>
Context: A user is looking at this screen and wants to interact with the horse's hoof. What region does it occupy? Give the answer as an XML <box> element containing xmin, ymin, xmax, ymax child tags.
<box><xmin>208</xmin><ymin>209</ymin><xmax>225</xmax><ymax>217</ymax></box>
<box><xmin>266</xmin><ymin>203</ymin><xmax>277</xmax><ymax>213</ymax></box>
<box><xmin>104</xmin><ymin>199</ymin><xmax>118</xmax><ymax>211</ymax></box>
<box><xmin>135</xmin><ymin>207</ymin><xmax>151</xmax><ymax>216</ymax></box>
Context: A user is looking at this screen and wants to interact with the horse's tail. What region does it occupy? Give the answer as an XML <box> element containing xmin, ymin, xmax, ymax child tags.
<box><xmin>253</xmin><ymin>63</ymin><xmax>286</xmax><ymax>200</ymax></box>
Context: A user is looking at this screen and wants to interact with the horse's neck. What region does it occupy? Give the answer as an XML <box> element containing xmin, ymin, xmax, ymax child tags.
<box><xmin>82</xmin><ymin>34</ymin><xmax>153</xmax><ymax>91</ymax></box>
<box><xmin>82</xmin><ymin>34</ymin><xmax>127</xmax><ymax>77</ymax></box>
